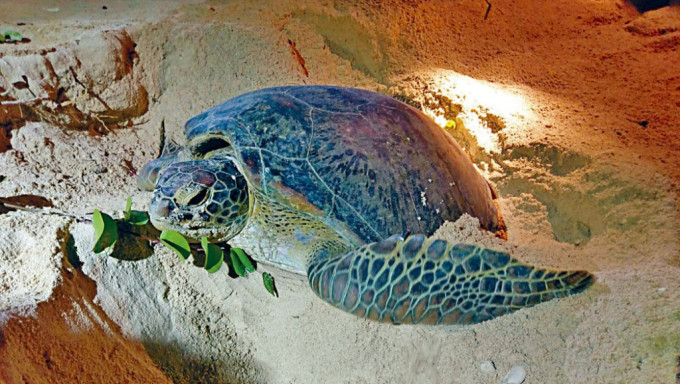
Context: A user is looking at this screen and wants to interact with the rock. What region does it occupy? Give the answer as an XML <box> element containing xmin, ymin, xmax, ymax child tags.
<box><xmin>501</xmin><ymin>365</ymin><xmax>526</xmax><ymax>384</ymax></box>
<box><xmin>480</xmin><ymin>360</ymin><xmax>496</xmax><ymax>373</ymax></box>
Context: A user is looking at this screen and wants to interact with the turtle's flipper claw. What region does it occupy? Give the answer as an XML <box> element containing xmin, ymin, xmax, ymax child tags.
<box><xmin>307</xmin><ymin>235</ymin><xmax>594</xmax><ymax>325</ymax></box>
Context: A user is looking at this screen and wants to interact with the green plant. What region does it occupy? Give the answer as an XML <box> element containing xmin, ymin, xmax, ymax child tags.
<box><xmin>230</xmin><ymin>247</ymin><xmax>255</xmax><ymax>277</ymax></box>
<box><xmin>92</xmin><ymin>209</ymin><xmax>118</xmax><ymax>253</ymax></box>
<box><xmin>159</xmin><ymin>230</ymin><xmax>191</xmax><ymax>261</ymax></box>
<box><xmin>201</xmin><ymin>236</ymin><xmax>224</xmax><ymax>273</ymax></box>
<box><xmin>262</xmin><ymin>272</ymin><xmax>278</xmax><ymax>297</ymax></box>
<box><xmin>92</xmin><ymin>197</ymin><xmax>276</xmax><ymax>293</ymax></box>
<box><xmin>1</xmin><ymin>30</ymin><xmax>23</xmax><ymax>43</ymax></box>
<box><xmin>124</xmin><ymin>196</ymin><xmax>149</xmax><ymax>225</ymax></box>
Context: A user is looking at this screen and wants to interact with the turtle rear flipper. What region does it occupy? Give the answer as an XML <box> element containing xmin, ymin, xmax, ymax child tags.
<box><xmin>307</xmin><ymin>235</ymin><xmax>594</xmax><ymax>325</ymax></box>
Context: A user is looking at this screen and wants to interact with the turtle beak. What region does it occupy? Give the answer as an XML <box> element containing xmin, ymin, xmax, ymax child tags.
<box><xmin>148</xmin><ymin>197</ymin><xmax>175</xmax><ymax>228</ymax></box>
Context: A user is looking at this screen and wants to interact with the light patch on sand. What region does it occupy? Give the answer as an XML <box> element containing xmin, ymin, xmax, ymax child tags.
<box><xmin>424</xmin><ymin>69</ymin><xmax>536</xmax><ymax>154</ymax></box>
<box><xmin>62</xmin><ymin>300</ymin><xmax>113</xmax><ymax>335</ymax></box>
<box><xmin>0</xmin><ymin>212</ymin><xmax>67</xmax><ymax>323</ymax></box>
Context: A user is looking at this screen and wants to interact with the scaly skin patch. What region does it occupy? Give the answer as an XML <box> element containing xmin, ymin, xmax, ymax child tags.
<box><xmin>231</xmin><ymin>190</ymin><xmax>354</xmax><ymax>274</ymax></box>
<box><xmin>307</xmin><ymin>235</ymin><xmax>594</xmax><ymax>325</ymax></box>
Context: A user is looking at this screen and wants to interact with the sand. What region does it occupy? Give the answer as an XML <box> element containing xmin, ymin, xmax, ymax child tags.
<box><xmin>0</xmin><ymin>1</ymin><xmax>679</xmax><ymax>383</ymax></box>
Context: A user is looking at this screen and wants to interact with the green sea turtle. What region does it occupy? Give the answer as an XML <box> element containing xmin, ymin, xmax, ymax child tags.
<box><xmin>138</xmin><ymin>85</ymin><xmax>593</xmax><ymax>325</ymax></box>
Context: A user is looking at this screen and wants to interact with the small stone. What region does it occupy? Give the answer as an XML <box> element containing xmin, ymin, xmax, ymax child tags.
<box><xmin>501</xmin><ymin>365</ymin><xmax>526</xmax><ymax>384</ymax></box>
<box><xmin>480</xmin><ymin>360</ymin><xmax>496</xmax><ymax>373</ymax></box>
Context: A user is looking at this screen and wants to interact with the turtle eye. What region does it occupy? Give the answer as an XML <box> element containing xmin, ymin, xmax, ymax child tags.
<box><xmin>186</xmin><ymin>188</ymin><xmax>209</xmax><ymax>206</ymax></box>
<box><xmin>192</xmin><ymin>136</ymin><xmax>232</xmax><ymax>158</ymax></box>
<box><xmin>174</xmin><ymin>184</ymin><xmax>210</xmax><ymax>207</ymax></box>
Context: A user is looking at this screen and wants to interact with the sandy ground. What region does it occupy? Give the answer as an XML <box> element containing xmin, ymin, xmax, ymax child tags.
<box><xmin>0</xmin><ymin>1</ymin><xmax>679</xmax><ymax>383</ymax></box>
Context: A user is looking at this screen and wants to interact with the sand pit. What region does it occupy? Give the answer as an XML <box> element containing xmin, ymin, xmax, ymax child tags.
<box><xmin>1</xmin><ymin>1</ymin><xmax>679</xmax><ymax>383</ymax></box>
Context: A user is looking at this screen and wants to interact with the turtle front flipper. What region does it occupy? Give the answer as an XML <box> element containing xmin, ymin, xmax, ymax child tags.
<box><xmin>307</xmin><ymin>235</ymin><xmax>594</xmax><ymax>325</ymax></box>
<box><xmin>137</xmin><ymin>141</ymin><xmax>183</xmax><ymax>191</ymax></box>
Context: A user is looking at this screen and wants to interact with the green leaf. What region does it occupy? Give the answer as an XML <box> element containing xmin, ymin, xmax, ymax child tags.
<box><xmin>124</xmin><ymin>196</ymin><xmax>132</xmax><ymax>221</ymax></box>
<box><xmin>201</xmin><ymin>237</ymin><xmax>224</xmax><ymax>273</ymax></box>
<box><xmin>262</xmin><ymin>272</ymin><xmax>278</xmax><ymax>297</ymax></box>
<box><xmin>229</xmin><ymin>248</ymin><xmax>247</xmax><ymax>277</ymax></box>
<box><xmin>3</xmin><ymin>30</ymin><xmax>23</xmax><ymax>42</ymax></box>
<box><xmin>92</xmin><ymin>209</ymin><xmax>118</xmax><ymax>253</ymax></box>
<box><xmin>8</xmin><ymin>31</ymin><xmax>22</xmax><ymax>41</ymax></box>
<box><xmin>160</xmin><ymin>230</ymin><xmax>191</xmax><ymax>261</ymax></box>
<box><xmin>127</xmin><ymin>210</ymin><xmax>149</xmax><ymax>225</ymax></box>
<box><xmin>122</xmin><ymin>197</ymin><xmax>149</xmax><ymax>225</ymax></box>
<box><xmin>231</xmin><ymin>247</ymin><xmax>254</xmax><ymax>273</ymax></box>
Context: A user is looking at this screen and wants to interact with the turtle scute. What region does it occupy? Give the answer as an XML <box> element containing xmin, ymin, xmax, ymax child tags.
<box><xmin>182</xmin><ymin>85</ymin><xmax>500</xmax><ymax>244</ymax></box>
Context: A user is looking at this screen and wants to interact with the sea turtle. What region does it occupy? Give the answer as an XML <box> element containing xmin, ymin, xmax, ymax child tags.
<box><xmin>138</xmin><ymin>85</ymin><xmax>593</xmax><ymax>325</ymax></box>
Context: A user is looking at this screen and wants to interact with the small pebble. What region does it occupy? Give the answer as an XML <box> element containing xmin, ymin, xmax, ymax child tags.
<box><xmin>45</xmin><ymin>7</ymin><xmax>60</xmax><ymax>12</ymax></box>
<box><xmin>480</xmin><ymin>360</ymin><xmax>496</xmax><ymax>373</ymax></box>
<box><xmin>501</xmin><ymin>365</ymin><xmax>526</xmax><ymax>384</ymax></box>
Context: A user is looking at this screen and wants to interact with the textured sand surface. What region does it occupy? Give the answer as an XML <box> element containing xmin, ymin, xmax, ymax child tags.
<box><xmin>1</xmin><ymin>1</ymin><xmax>679</xmax><ymax>383</ymax></box>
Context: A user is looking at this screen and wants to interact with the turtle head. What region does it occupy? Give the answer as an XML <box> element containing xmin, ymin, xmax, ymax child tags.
<box><xmin>148</xmin><ymin>157</ymin><xmax>251</xmax><ymax>242</ymax></box>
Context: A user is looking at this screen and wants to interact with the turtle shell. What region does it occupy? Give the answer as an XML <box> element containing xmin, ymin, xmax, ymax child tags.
<box><xmin>184</xmin><ymin>85</ymin><xmax>498</xmax><ymax>243</ymax></box>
